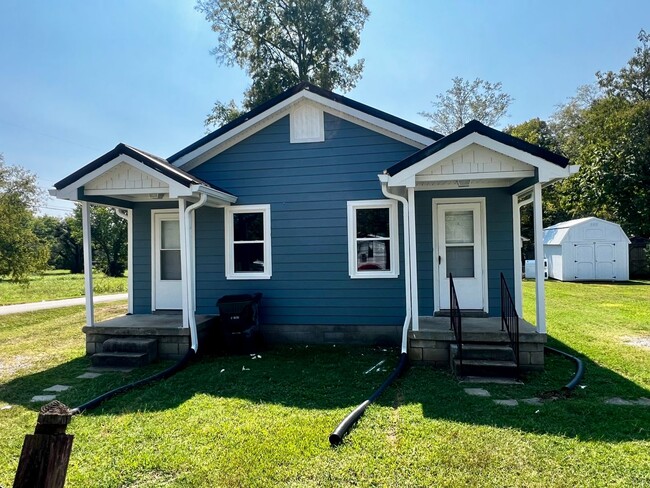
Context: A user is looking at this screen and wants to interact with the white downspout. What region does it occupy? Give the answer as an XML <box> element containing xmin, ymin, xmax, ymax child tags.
<box><xmin>380</xmin><ymin>180</ymin><xmax>412</xmax><ymax>354</ymax></box>
<box><xmin>115</xmin><ymin>208</ymin><xmax>133</xmax><ymax>314</ymax></box>
<box><xmin>184</xmin><ymin>193</ymin><xmax>208</xmax><ymax>352</ymax></box>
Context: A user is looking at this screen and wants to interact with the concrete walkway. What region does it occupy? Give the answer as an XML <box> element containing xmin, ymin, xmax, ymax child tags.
<box><xmin>0</xmin><ymin>293</ymin><xmax>127</xmax><ymax>315</ymax></box>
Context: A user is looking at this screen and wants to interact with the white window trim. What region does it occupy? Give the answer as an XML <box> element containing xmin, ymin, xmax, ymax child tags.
<box><xmin>225</xmin><ymin>204</ymin><xmax>272</xmax><ymax>280</ymax></box>
<box><xmin>347</xmin><ymin>200</ymin><xmax>399</xmax><ymax>279</ymax></box>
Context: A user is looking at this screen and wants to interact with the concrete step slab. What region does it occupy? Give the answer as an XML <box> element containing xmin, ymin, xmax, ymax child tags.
<box><xmin>91</xmin><ymin>352</ymin><xmax>150</xmax><ymax>368</ymax></box>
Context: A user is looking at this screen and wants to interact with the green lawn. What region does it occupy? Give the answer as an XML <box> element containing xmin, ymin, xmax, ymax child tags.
<box><xmin>1</xmin><ymin>282</ymin><xmax>649</xmax><ymax>487</ymax></box>
<box><xmin>0</xmin><ymin>270</ymin><xmax>127</xmax><ymax>305</ymax></box>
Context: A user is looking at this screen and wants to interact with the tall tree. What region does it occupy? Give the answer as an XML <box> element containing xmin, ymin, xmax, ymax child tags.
<box><xmin>33</xmin><ymin>215</ymin><xmax>84</xmax><ymax>273</ymax></box>
<box><xmin>420</xmin><ymin>77</ymin><xmax>514</xmax><ymax>134</ymax></box>
<box><xmin>196</xmin><ymin>0</ymin><xmax>370</xmax><ymax>128</ymax></box>
<box><xmin>0</xmin><ymin>155</ymin><xmax>49</xmax><ymax>282</ymax></box>
<box><xmin>552</xmin><ymin>30</ymin><xmax>650</xmax><ymax>237</ymax></box>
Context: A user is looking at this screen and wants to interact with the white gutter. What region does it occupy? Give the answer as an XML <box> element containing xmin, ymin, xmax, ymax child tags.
<box><xmin>184</xmin><ymin>193</ymin><xmax>208</xmax><ymax>352</ymax></box>
<box><xmin>380</xmin><ymin>176</ymin><xmax>412</xmax><ymax>354</ymax></box>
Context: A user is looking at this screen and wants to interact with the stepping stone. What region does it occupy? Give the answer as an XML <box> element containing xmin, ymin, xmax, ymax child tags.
<box><xmin>77</xmin><ymin>372</ymin><xmax>102</xmax><ymax>379</ymax></box>
<box><xmin>605</xmin><ymin>397</ymin><xmax>633</xmax><ymax>406</ymax></box>
<box><xmin>464</xmin><ymin>388</ymin><xmax>491</xmax><ymax>397</ymax></box>
<box><xmin>633</xmin><ymin>397</ymin><xmax>650</xmax><ymax>406</ymax></box>
<box><xmin>522</xmin><ymin>397</ymin><xmax>544</xmax><ymax>406</ymax></box>
<box><xmin>461</xmin><ymin>376</ymin><xmax>523</xmax><ymax>385</ymax></box>
<box><xmin>30</xmin><ymin>395</ymin><xmax>56</xmax><ymax>403</ymax></box>
<box><xmin>87</xmin><ymin>366</ymin><xmax>133</xmax><ymax>373</ymax></box>
<box><xmin>494</xmin><ymin>399</ymin><xmax>519</xmax><ymax>407</ymax></box>
<box><xmin>43</xmin><ymin>385</ymin><xmax>70</xmax><ymax>392</ymax></box>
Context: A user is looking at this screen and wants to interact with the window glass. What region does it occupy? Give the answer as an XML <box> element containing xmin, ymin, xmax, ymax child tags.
<box><xmin>356</xmin><ymin>208</ymin><xmax>390</xmax><ymax>238</ymax></box>
<box><xmin>161</xmin><ymin>220</ymin><xmax>180</xmax><ymax>249</ymax></box>
<box><xmin>234</xmin><ymin>243</ymin><xmax>265</xmax><ymax>272</ymax></box>
<box><xmin>445</xmin><ymin>211</ymin><xmax>474</xmax><ymax>244</ymax></box>
<box><xmin>234</xmin><ymin>213</ymin><xmax>264</xmax><ymax>241</ymax></box>
<box><xmin>446</xmin><ymin>246</ymin><xmax>474</xmax><ymax>278</ymax></box>
<box><xmin>161</xmin><ymin>249</ymin><xmax>181</xmax><ymax>280</ymax></box>
<box><xmin>357</xmin><ymin>240</ymin><xmax>390</xmax><ymax>271</ymax></box>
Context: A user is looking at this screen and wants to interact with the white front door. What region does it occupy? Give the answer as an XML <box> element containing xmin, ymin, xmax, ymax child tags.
<box><xmin>153</xmin><ymin>211</ymin><xmax>182</xmax><ymax>310</ymax></box>
<box><xmin>434</xmin><ymin>200</ymin><xmax>487</xmax><ymax>311</ymax></box>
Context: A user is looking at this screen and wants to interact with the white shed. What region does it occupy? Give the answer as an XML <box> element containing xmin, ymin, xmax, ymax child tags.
<box><xmin>543</xmin><ymin>217</ymin><xmax>630</xmax><ymax>281</ymax></box>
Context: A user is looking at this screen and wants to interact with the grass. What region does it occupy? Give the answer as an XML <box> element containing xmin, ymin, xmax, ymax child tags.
<box><xmin>0</xmin><ymin>269</ymin><xmax>127</xmax><ymax>305</ymax></box>
<box><xmin>0</xmin><ymin>282</ymin><xmax>649</xmax><ymax>487</ymax></box>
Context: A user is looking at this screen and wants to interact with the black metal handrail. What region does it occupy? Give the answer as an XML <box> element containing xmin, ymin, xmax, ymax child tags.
<box><xmin>449</xmin><ymin>273</ymin><xmax>462</xmax><ymax>374</ymax></box>
<box><xmin>500</xmin><ymin>272</ymin><xmax>520</xmax><ymax>372</ymax></box>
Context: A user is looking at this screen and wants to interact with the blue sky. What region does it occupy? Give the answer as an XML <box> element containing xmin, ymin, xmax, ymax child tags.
<box><xmin>0</xmin><ymin>0</ymin><xmax>647</xmax><ymax>216</ymax></box>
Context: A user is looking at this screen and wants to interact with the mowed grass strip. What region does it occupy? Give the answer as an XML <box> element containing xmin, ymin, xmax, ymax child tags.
<box><xmin>0</xmin><ymin>282</ymin><xmax>649</xmax><ymax>487</ymax></box>
<box><xmin>0</xmin><ymin>269</ymin><xmax>127</xmax><ymax>305</ymax></box>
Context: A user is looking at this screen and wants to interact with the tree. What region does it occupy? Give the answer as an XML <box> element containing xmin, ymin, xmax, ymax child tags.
<box><xmin>420</xmin><ymin>77</ymin><xmax>514</xmax><ymax>134</ymax></box>
<box><xmin>196</xmin><ymin>0</ymin><xmax>370</xmax><ymax>128</ymax></box>
<box><xmin>550</xmin><ymin>30</ymin><xmax>650</xmax><ymax>237</ymax></box>
<box><xmin>71</xmin><ymin>205</ymin><xmax>127</xmax><ymax>277</ymax></box>
<box><xmin>596</xmin><ymin>29</ymin><xmax>650</xmax><ymax>102</ymax></box>
<box><xmin>33</xmin><ymin>215</ymin><xmax>84</xmax><ymax>273</ymax></box>
<box><xmin>0</xmin><ymin>155</ymin><xmax>49</xmax><ymax>282</ymax></box>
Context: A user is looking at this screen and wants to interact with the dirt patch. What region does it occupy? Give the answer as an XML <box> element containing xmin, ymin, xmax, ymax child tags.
<box><xmin>621</xmin><ymin>336</ymin><xmax>650</xmax><ymax>349</ymax></box>
<box><xmin>0</xmin><ymin>355</ymin><xmax>34</xmax><ymax>380</ymax></box>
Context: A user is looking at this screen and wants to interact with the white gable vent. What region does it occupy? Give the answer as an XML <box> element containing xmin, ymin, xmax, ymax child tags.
<box><xmin>290</xmin><ymin>102</ymin><xmax>324</xmax><ymax>143</ymax></box>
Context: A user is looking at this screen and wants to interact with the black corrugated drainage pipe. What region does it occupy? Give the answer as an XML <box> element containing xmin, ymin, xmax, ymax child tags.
<box><xmin>544</xmin><ymin>346</ymin><xmax>585</xmax><ymax>392</ymax></box>
<box><xmin>70</xmin><ymin>349</ymin><xmax>195</xmax><ymax>415</ymax></box>
<box><xmin>329</xmin><ymin>352</ymin><xmax>408</xmax><ymax>446</ymax></box>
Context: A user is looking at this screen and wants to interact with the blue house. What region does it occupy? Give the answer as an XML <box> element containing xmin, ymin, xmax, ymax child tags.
<box><xmin>51</xmin><ymin>83</ymin><xmax>576</xmax><ymax>373</ymax></box>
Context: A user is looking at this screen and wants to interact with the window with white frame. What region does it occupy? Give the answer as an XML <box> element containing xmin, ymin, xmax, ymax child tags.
<box><xmin>347</xmin><ymin>200</ymin><xmax>399</xmax><ymax>278</ymax></box>
<box><xmin>225</xmin><ymin>204</ymin><xmax>272</xmax><ymax>279</ymax></box>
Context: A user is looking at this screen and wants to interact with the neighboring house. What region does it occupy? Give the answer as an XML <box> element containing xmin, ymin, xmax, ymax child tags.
<box><xmin>51</xmin><ymin>83</ymin><xmax>576</xmax><ymax>373</ymax></box>
<box><xmin>544</xmin><ymin>217</ymin><xmax>630</xmax><ymax>281</ymax></box>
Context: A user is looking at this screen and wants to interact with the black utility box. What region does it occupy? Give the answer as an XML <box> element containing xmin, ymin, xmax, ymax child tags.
<box><xmin>216</xmin><ymin>293</ymin><xmax>262</xmax><ymax>354</ymax></box>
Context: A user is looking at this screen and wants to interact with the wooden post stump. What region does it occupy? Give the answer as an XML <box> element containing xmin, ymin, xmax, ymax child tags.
<box><xmin>13</xmin><ymin>400</ymin><xmax>74</xmax><ymax>488</ymax></box>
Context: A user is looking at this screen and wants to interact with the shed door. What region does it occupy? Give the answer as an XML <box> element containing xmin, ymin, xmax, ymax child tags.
<box><xmin>435</xmin><ymin>201</ymin><xmax>486</xmax><ymax>311</ymax></box>
<box><xmin>574</xmin><ymin>244</ymin><xmax>595</xmax><ymax>280</ymax></box>
<box><xmin>153</xmin><ymin>212</ymin><xmax>182</xmax><ymax>310</ymax></box>
<box><xmin>595</xmin><ymin>243</ymin><xmax>616</xmax><ymax>280</ymax></box>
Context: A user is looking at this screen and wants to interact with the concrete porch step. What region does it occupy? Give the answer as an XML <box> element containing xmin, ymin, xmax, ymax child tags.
<box><xmin>103</xmin><ymin>338</ymin><xmax>157</xmax><ymax>357</ymax></box>
<box><xmin>91</xmin><ymin>352</ymin><xmax>151</xmax><ymax>368</ymax></box>
<box><xmin>451</xmin><ymin>343</ymin><xmax>516</xmax><ymax>362</ymax></box>
<box><xmin>452</xmin><ymin>358</ymin><xmax>519</xmax><ymax>378</ymax></box>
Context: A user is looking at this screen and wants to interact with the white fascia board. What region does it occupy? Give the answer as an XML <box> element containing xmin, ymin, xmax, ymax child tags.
<box><xmin>416</xmin><ymin>170</ymin><xmax>535</xmax><ymax>182</ymax></box>
<box><xmin>390</xmin><ymin>132</ymin><xmax>572</xmax><ymax>186</ymax></box>
<box><xmin>176</xmin><ymin>90</ymin><xmax>436</xmax><ymax>171</ymax></box>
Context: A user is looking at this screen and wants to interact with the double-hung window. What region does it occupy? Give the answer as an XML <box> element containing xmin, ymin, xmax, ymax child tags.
<box><xmin>225</xmin><ymin>204</ymin><xmax>272</xmax><ymax>279</ymax></box>
<box><xmin>347</xmin><ymin>200</ymin><xmax>399</xmax><ymax>278</ymax></box>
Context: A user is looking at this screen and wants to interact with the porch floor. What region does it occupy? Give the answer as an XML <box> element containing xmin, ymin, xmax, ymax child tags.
<box><xmin>83</xmin><ymin>314</ymin><xmax>217</xmax><ymax>359</ymax></box>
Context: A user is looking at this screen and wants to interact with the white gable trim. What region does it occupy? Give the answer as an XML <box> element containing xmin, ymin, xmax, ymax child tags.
<box><xmin>175</xmin><ymin>90</ymin><xmax>437</xmax><ymax>171</ymax></box>
<box><xmin>388</xmin><ymin>132</ymin><xmax>573</xmax><ymax>187</ymax></box>
<box><xmin>52</xmin><ymin>155</ymin><xmax>193</xmax><ymax>201</ymax></box>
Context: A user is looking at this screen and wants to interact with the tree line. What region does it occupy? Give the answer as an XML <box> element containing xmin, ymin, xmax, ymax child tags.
<box><xmin>0</xmin><ymin>158</ymin><xmax>127</xmax><ymax>283</ymax></box>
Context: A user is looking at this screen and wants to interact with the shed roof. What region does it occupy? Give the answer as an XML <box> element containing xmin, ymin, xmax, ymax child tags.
<box><xmin>543</xmin><ymin>217</ymin><xmax>629</xmax><ymax>245</ymax></box>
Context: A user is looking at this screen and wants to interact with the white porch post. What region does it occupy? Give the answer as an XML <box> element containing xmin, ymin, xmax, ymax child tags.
<box><xmin>512</xmin><ymin>194</ymin><xmax>523</xmax><ymax>316</ymax></box>
<box><xmin>407</xmin><ymin>187</ymin><xmax>419</xmax><ymax>331</ymax></box>
<box><xmin>178</xmin><ymin>199</ymin><xmax>189</xmax><ymax>328</ymax></box>
<box><xmin>533</xmin><ymin>183</ymin><xmax>546</xmax><ymax>333</ymax></box>
<box><xmin>126</xmin><ymin>209</ymin><xmax>133</xmax><ymax>314</ymax></box>
<box><xmin>81</xmin><ymin>201</ymin><xmax>94</xmax><ymax>327</ymax></box>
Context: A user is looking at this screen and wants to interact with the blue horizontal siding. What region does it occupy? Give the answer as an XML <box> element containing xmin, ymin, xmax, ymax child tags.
<box><xmin>190</xmin><ymin>114</ymin><xmax>417</xmax><ymax>326</ymax></box>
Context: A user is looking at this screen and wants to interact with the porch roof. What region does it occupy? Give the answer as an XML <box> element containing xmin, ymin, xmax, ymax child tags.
<box><xmin>386</xmin><ymin>120</ymin><xmax>569</xmax><ymax>177</ymax></box>
<box><xmin>51</xmin><ymin>143</ymin><xmax>237</xmax><ymax>206</ymax></box>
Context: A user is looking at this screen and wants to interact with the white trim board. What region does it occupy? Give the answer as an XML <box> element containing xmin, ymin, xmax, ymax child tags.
<box><xmin>224</xmin><ymin>204</ymin><xmax>272</xmax><ymax>280</ymax></box>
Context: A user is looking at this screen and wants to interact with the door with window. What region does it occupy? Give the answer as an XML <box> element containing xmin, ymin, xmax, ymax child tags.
<box><xmin>434</xmin><ymin>201</ymin><xmax>486</xmax><ymax>311</ymax></box>
<box><xmin>153</xmin><ymin>212</ymin><xmax>182</xmax><ymax>310</ymax></box>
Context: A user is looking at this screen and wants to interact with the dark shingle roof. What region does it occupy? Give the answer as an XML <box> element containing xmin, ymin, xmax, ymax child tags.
<box><xmin>167</xmin><ymin>82</ymin><xmax>443</xmax><ymax>163</ymax></box>
<box><xmin>386</xmin><ymin>119</ymin><xmax>569</xmax><ymax>176</ymax></box>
